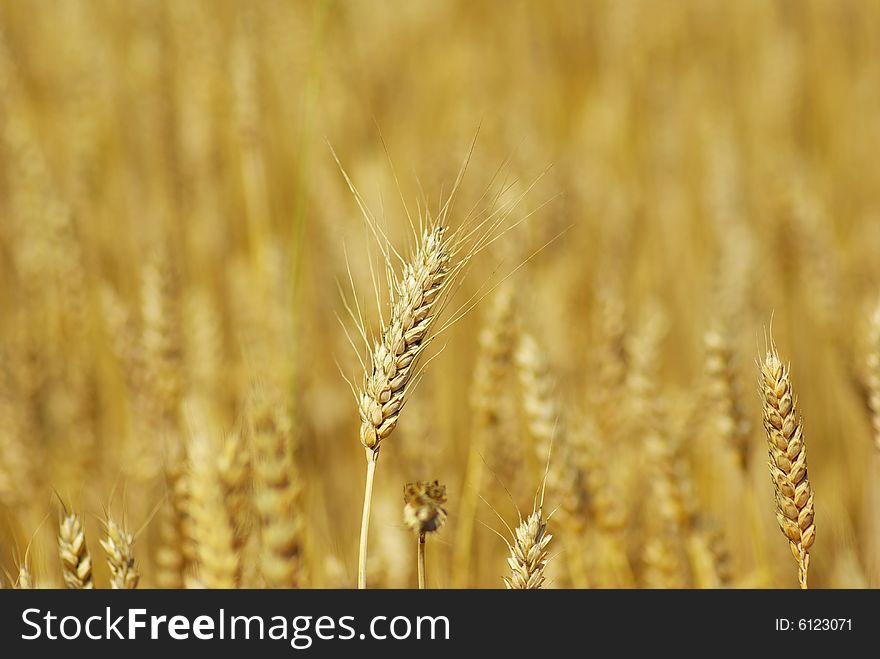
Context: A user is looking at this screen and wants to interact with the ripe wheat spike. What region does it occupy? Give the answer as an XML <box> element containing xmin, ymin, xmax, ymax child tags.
<box><xmin>58</xmin><ymin>512</ymin><xmax>94</xmax><ymax>589</ymax></box>
<box><xmin>100</xmin><ymin>518</ymin><xmax>140</xmax><ymax>589</ymax></box>
<box><xmin>760</xmin><ymin>344</ymin><xmax>815</xmax><ymax>589</ymax></box>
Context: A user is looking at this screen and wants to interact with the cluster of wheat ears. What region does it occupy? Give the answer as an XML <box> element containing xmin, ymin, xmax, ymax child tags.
<box><xmin>0</xmin><ymin>186</ymin><xmax>845</xmax><ymax>590</ymax></box>
<box><xmin>2</xmin><ymin>1</ymin><xmax>880</xmax><ymax>590</ymax></box>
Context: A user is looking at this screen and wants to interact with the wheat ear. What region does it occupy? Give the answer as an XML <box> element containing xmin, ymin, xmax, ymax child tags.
<box><xmin>760</xmin><ymin>344</ymin><xmax>815</xmax><ymax>589</ymax></box>
<box><xmin>515</xmin><ymin>331</ymin><xmax>590</xmax><ymax>587</ymax></box>
<box><xmin>705</xmin><ymin>327</ymin><xmax>751</xmax><ymax>469</ymax></box>
<box><xmin>58</xmin><ymin>512</ymin><xmax>93</xmax><ymax>589</ymax></box>
<box><xmin>453</xmin><ymin>284</ymin><xmax>516</xmax><ymax>587</ymax></box>
<box><xmin>155</xmin><ymin>463</ymin><xmax>187</xmax><ymax>588</ymax></box>
<box><xmin>251</xmin><ymin>390</ymin><xmax>304</xmax><ymax>588</ymax></box>
<box><xmin>141</xmin><ymin>249</ymin><xmax>183</xmax><ymax>429</ymax></box>
<box><xmin>188</xmin><ymin>422</ymin><xmax>240</xmax><ymax>589</ymax></box>
<box><xmin>592</xmin><ymin>285</ymin><xmax>628</xmax><ymax>439</ymax></box>
<box><xmin>641</xmin><ymin>431</ymin><xmax>692</xmax><ymax>588</ymax></box>
<box><xmin>572</xmin><ymin>417</ymin><xmax>635</xmax><ymax>588</ymax></box>
<box><xmin>504</xmin><ymin>504</ymin><xmax>552</xmax><ymax>589</ymax></box>
<box><xmin>218</xmin><ymin>426</ymin><xmax>252</xmax><ymax>552</ymax></box>
<box><xmin>15</xmin><ymin>565</ymin><xmax>34</xmax><ymax>589</ymax></box>
<box><xmin>100</xmin><ymin>518</ymin><xmax>139</xmax><ymax>589</ymax></box>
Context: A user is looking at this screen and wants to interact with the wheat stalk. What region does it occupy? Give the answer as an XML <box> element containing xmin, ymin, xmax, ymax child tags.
<box><xmin>504</xmin><ymin>504</ymin><xmax>552</xmax><ymax>589</ymax></box>
<box><xmin>760</xmin><ymin>344</ymin><xmax>815</xmax><ymax>589</ymax></box>
<box><xmin>58</xmin><ymin>512</ymin><xmax>93</xmax><ymax>589</ymax></box>
<box><xmin>355</xmin><ymin>221</ymin><xmax>454</xmax><ymax>588</ymax></box>
<box><xmin>100</xmin><ymin>518</ymin><xmax>139</xmax><ymax>589</ymax></box>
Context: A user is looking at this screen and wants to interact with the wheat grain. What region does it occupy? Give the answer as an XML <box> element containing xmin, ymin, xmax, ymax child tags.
<box><xmin>760</xmin><ymin>344</ymin><xmax>815</xmax><ymax>589</ymax></box>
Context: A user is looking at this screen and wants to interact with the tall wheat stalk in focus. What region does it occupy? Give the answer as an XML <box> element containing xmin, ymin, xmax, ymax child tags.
<box><xmin>337</xmin><ymin>145</ymin><xmax>532</xmax><ymax>587</ymax></box>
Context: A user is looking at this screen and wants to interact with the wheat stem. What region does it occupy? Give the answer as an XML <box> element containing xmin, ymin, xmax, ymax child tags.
<box><xmin>417</xmin><ymin>532</ymin><xmax>426</xmax><ymax>589</ymax></box>
<box><xmin>357</xmin><ymin>452</ymin><xmax>377</xmax><ymax>589</ymax></box>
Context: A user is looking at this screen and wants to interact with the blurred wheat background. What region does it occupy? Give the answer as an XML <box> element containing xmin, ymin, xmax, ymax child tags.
<box><xmin>2</xmin><ymin>0</ymin><xmax>880</xmax><ymax>589</ymax></box>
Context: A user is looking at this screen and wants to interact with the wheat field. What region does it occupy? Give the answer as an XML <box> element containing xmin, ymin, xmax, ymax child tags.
<box><xmin>1</xmin><ymin>0</ymin><xmax>880</xmax><ymax>590</ymax></box>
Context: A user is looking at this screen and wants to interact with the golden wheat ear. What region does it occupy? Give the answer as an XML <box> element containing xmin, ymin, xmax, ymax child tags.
<box><xmin>353</xmin><ymin>220</ymin><xmax>455</xmax><ymax>588</ymax></box>
<box><xmin>58</xmin><ymin>511</ymin><xmax>94</xmax><ymax>589</ymax></box>
<box><xmin>15</xmin><ymin>565</ymin><xmax>34</xmax><ymax>590</ymax></box>
<box><xmin>186</xmin><ymin>416</ymin><xmax>240</xmax><ymax>589</ymax></box>
<box><xmin>337</xmin><ymin>137</ymin><xmax>540</xmax><ymax>589</ymax></box>
<box><xmin>155</xmin><ymin>467</ymin><xmax>187</xmax><ymax>589</ymax></box>
<box><xmin>503</xmin><ymin>504</ymin><xmax>552</xmax><ymax>590</ymax></box>
<box><xmin>705</xmin><ymin>326</ymin><xmax>751</xmax><ymax>470</ymax></box>
<box><xmin>100</xmin><ymin>517</ymin><xmax>140</xmax><ymax>589</ymax></box>
<box><xmin>759</xmin><ymin>343</ymin><xmax>815</xmax><ymax>589</ymax></box>
<box><xmin>249</xmin><ymin>387</ymin><xmax>305</xmax><ymax>589</ymax></box>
